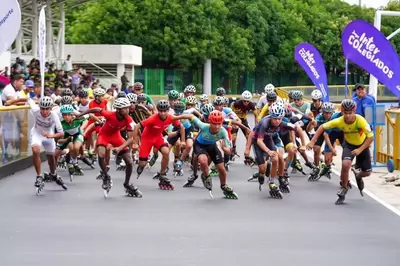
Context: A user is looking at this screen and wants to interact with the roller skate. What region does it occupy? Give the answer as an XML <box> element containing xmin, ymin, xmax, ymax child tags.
<box><xmin>136</xmin><ymin>165</ymin><xmax>145</xmax><ymax>179</ymax></box>
<box><xmin>247</xmin><ymin>172</ymin><xmax>259</xmax><ymax>182</ymax></box>
<box><xmin>221</xmin><ymin>184</ymin><xmax>238</xmax><ymax>199</ymax></box>
<box><xmin>224</xmin><ymin>162</ymin><xmax>230</xmax><ymax>171</ymax></box>
<box><xmin>244</xmin><ymin>156</ymin><xmax>256</xmax><ymax>167</ymax></box>
<box><xmin>278</xmin><ymin>176</ymin><xmax>290</xmax><ymax>193</ymax></box>
<box><xmin>209</xmin><ymin>166</ymin><xmax>219</xmax><ymax>177</ymax></box>
<box><xmin>292</xmin><ymin>160</ymin><xmax>306</xmax><ymax>175</ymax></box>
<box><xmin>258</xmin><ymin>174</ymin><xmax>265</xmax><ymax>191</ymax></box>
<box><xmin>305</xmin><ymin>161</ymin><xmax>316</xmax><ymax>171</ymax></box>
<box><xmin>79</xmin><ymin>155</ymin><xmax>95</xmax><ymax>169</ymax></box>
<box><xmin>116</xmin><ymin>160</ymin><xmax>126</xmax><ymax>171</ymax></box>
<box><xmin>148</xmin><ymin>154</ymin><xmax>158</xmax><ymax>169</ymax></box>
<box><xmin>351</xmin><ymin>167</ymin><xmax>364</xmax><ymax>196</ymax></box>
<box><xmin>35</xmin><ymin>176</ymin><xmax>45</xmax><ymax>195</ymax></box>
<box><xmin>308</xmin><ymin>166</ymin><xmax>320</xmax><ymax>181</ymax></box>
<box><xmin>67</xmin><ymin>163</ymin><xmax>75</xmax><ymax>182</ymax></box>
<box><xmin>335</xmin><ymin>187</ymin><xmax>348</xmax><ymax>205</ymax></box>
<box><xmin>318</xmin><ymin>163</ymin><xmax>331</xmax><ymax>180</ymax></box>
<box><xmin>74</xmin><ymin>163</ymin><xmax>84</xmax><ymax>175</ymax></box>
<box><xmin>173</xmin><ymin>161</ymin><xmax>184</xmax><ymax>177</ymax></box>
<box><xmin>51</xmin><ymin>173</ymin><xmax>68</xmax><ymax>190</ymax></box>
<box><xmin>268</xmin><ymin>181</ymin><xmax>283</xmax><ymax>199</ymax></box>
<box><xmin>43</xmin><ymin>172</ymin><xmax>53</xmax><ymax>182</ymax></box>
<box><xmin>57</xmin><ymin>155</ymin><xmax>67</xmax><ymax>170</ymax></box>
<box><xmin>158</xmin><ymin>174</ymin><xmax>174</xmax><ymax>190</ymax></box>
<box><xmin>88</xmin><ymin>151</ymin><xmax>97</xmax><ymax>165</ymax></box>
<box><xmin>102</xmin><ymin>174</ymin><xmax>113</xmax><ymax>198</ymax></box>
<box><xmin>183</xmin><ymin>174</ymin><xmax>198</xmax><ymax>187</ymax></box>
<box><xmin>96</xmin><ymin>165</ymin><xmax>110</xmax><ymax>180</ymax></box>
<box><xmin>201</xmin><ymin>173</ymin><xmax>213</xmax><ymax>198</ymax></box>
<box><xmin>124</xmin><ymin>183</ymin><xmax>143</xmax><ymax>198</ymax></box>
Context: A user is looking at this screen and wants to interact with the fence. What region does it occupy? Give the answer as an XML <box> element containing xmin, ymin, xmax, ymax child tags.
<box><xmin>376</xmin><ymin>109</ymin><xmax>400</xmax><ymax>169</ymax></box>
<box><xmin>134</xmin><ymin>67</ymin><xmax>396</xmax><ymax>97</ymax></box>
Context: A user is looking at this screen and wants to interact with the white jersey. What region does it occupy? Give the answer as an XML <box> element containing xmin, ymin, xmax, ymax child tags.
<box><xmin>256</xmin><ymin>95</ymin><xmax>267</xmax><ymax>109</ymax></box>
<box><xmin>28</xmin><ymin>98</ymin><xmax>63</xmax><ymax>134</ymax></box>
<box><xmin>78</xmin><ymin>103</ymin><xmax>89</xmax><ymax>112</ymax></box>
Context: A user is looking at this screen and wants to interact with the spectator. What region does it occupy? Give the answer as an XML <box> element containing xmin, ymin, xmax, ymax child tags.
<box><xmin>352</xmin><ymin>83</ymin><xmax>375</xmax><ymax>117</ymax></box>
<box><xmin>0</xmin><ymin>82</ymin><xmax>6</xmax><ymax>107</ymax></box>
<box><xmin>121</xmin><ymin>72</ymin><xmax>129</xmax><ymax>91</ymax></box>
<box><xmin>18</xmin><ymin>80</ymin><xmax>35</xmax><ymax>98</ymax></box>
<box><xmin>2</xmin><ymin>74</ymin><xmax>25</xmax><ymax>106</ymax></box>
<box><xmin>125</xmin><ymin>85</ymin><xmax>133</xmax><ymax>94</ymax></box>
<box><xmin>62</xmin><ymin>54</ymin><xmax>73</xmax><ymax>72</ymax></box>
<box><xmin>70</xmin><ymin>69</ymin><xmax>81</xmax><ymax>92</ymax></box>
<box><xmin>30</xmin><ymin>83</ymin><xmax>41</xmax><ymax>100</ymax></box>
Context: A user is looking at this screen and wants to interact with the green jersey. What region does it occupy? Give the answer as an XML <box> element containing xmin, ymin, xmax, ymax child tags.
<box><xmin>61</xmin><ymin>118</ymin><xmax>85</xmax><ymax>137</ymax></box>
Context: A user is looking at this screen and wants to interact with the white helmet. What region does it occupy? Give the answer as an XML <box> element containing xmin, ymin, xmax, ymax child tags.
<box><xmin>241</xmin><ymin>90</ymin><xmax>252</xmax><ymax>101</ymax></box>
<box><xmin>264</xmin><ymin>83</ymin><xmax>275</xmax><ymax>94</ymax></box>
<box><xmin>311</xmin><ymin>90</ymin><xmax>322</xmax><ymax>100</ymax></box>
<box><xmin>186</xmin><ymin>96</ymin><xmax>197</xmax><ymax>105</ymax></box>
<box><xmin>269</xmin><ymin>103</ymin><xmax>285</xmax><ymax>118</ymax></box>
<box><xmin>39</xmin><ymin>96</ymin><xmax>54</xmax><ymax>108</ymax></box>
<box><xmin>127</xmin><ymin>93</ymin><xmax>137</xmax><ymax>103</ymax></box>
<box><xmin>199</xmin><ymin>94</ymin><xmax>208</xmax><ymax>101</ymax></box>
<box><xmin>113</xmin><ymin>97</ymin><xmax>131</xmax><ymax>109</ymax></box>
<box><xmin>93</xmin><ymin>88</ymin><xmax>106</xmax><ymax>97</ymax></box>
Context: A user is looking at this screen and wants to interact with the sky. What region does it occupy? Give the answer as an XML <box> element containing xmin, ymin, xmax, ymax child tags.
<box><xmin>344</xmin><ymin>0</ymin><xmax>390</xmax><ymax>9</ymax></box>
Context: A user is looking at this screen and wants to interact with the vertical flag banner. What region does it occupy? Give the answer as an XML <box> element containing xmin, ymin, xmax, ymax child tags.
<box><xmin>294</xmin><ymin>43</ymin><xmax>329</xmax><ymax>102</ymax></box>
<box><xmin>342</xmin><ymin>20</ymin><xmax>400</xmax><ymax>98</ymax></box>
<box><xmin>39</xmin><ymin>6</ymin><xmax>46</xmax><ymax>97</ymax></box>
<box><xmin>0</xmin><ymin>0</ymin><xmax>21</xmax><ymax>54</ymax></box>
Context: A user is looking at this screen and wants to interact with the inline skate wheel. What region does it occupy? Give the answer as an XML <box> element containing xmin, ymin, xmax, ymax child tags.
<box><xmin>224</xmin><ymin>191</ymin><xmax>238</xmax><ymax>200</ymax></box>
<box><xmin>69</xmin><ymin>174</ymin><xmax>74</xmax><ymax>183</ymax></box>
<box><xmin>209</xmin><ymin>190</ymin><xmax>214</xmax><ymax>199</ymax></box>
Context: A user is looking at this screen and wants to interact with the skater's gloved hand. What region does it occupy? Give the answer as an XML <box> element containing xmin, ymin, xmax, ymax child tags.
<box><xmin>42</xmin><ymin>130</ymin><xmax>51</xmax><ymax>138</ymax></box>
<box><xmin>306</xmin><ymin>142</ymin><xmax>314</xmax><ymax>150</ymax></box>
<box><xmin>113</xmin><ymin>146</ymin><xmax>123</xmax><ymax>155</ymax></box>
<box><xmin>181</xmin><ymin>142</ymin><xmax>186</xmax><ymax>149</ymax></box>
<box><xmin>298</xmin><ymin>146</ymin><xmax>306</xmax><ymax>152</ymax></box>
<box><xmin>332</xmin><ymin>149</ymin><xmax>337</xmax><ymax>156</ymax></box>
<box><xmin>351</xmin><ymin>148</ymin><xmax>362</xmax><ymax>156</ymax></box>
<box><xmin>267</xmin><ymin>150</ymin><xmax>278</xmax><ymax>158</ymax></box>
<box><xmin>132</xmin><ymin>143</ymin><xmax>139</xmax><ymax>152</ymax></box>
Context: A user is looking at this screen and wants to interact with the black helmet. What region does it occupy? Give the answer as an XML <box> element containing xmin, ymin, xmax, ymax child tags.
<box><xmin>341</xmin><ymin>99</ymin><xmax>356</xmax><ymax>111</ymax></box>
<box><xmin>117</xmin><ymin>91</ymin><xmax>127</xmax><ymax>98</ymax></box>
<box><xmin>79</xmin><ymin>90</ymin><xmax>88</xmax><ymax>98</ymax></box>
<box><xmin>266</xmin><ymin>92</ymin><xmax>277</xmax><ymax>102</ymax></box>
<box><xmin>137</xmin><ymin>93</ymin><xmax>146</xmax><ymax>102</ymax></box>
<box><xmin>157</xmin><ymin>100</ymin><xmax>170</xmax><ymax>111</ymax></box>
<box><xmin>61</xmin><ymin>88</ymin><xmax>73</xmax><ymax>97</ymax></box>
<box><xmin>216</xmin><ymin>87</ymin><xmax>226</xmax><ymax>96</ymax></box>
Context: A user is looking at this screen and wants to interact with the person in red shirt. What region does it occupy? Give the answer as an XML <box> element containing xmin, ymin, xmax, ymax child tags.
<box><xmin>132</xmin><ymin>100</ymin><xmax>192</xmax><ymax>190</ymax></box>
<box><xmin>77</xmin><ymin>97</ymin><xmax>142</xmax><ymax>198</ymax></box>
<box><xmin>83</xmin><ymin>88</ymin><xmax>108</xmax><ymax>156</ymax></box>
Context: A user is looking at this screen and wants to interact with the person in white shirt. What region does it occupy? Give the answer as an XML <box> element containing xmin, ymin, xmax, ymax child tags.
<box><xmin>62</xmin><ymin>55</ymin><xmax>73</xmax><ymax>72</ymax></box>
<box><xmin>15</xmin><ymin>96</ymin><xmax>67</xmax><ymax>194</ymax></box>
<box><xmin>1</xmin><ymin>74</ymin><xmax>24</xmax><ymax>106</ymax></box>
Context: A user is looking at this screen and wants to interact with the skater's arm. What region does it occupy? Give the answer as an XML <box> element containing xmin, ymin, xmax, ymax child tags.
<box><xmin>180</xmin><ymin>124</ymin><xmax>186</xmax><ymax>143</ymax></box>
<box><xmin>296</xmin><ymin>127</ymin><xmax>307</xmax><ymax>148</ymax></box>
<box><xmin>173</xmin><ymin>114</ymin><xmax>194</xmax><ymax>121</ymax></box>
<box><xmin>132</xmin><ymin>123</ymin><xmax>142</xmax><ymax>145</ymax></box>
<box><xmin>115</xmin><ymin>131</ymin><xmax>134</xmax><ymax>153</ymax></box>
<box><xmin>230</xmin><ymin>119</ymin><xmax>250</xmax><ymax>135</ymax></box>
<box><xmin>324</xmin><ymin>132</ymin><xmax>335</xmax><ymax>154</ymax></box>
<box><xmin>75</xmin><ymin>107</ymin><xmax>102</xmax><ymax>118</ymax></box>
<box><xmin>308</xmin><ymin>126</ymin><xmax>324</xmax><ymax>148</ymax></box>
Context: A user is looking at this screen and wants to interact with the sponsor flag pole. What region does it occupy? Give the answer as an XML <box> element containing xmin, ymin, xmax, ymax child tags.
<box><xmin>38</xmin><ymin>5</ymin><xmax>46</xmax><ymax>97</ymax></box>
<box><xmin>345</xmin><ymin>58</ymin><xmax>349</xmax><ymax>98</ymax></box>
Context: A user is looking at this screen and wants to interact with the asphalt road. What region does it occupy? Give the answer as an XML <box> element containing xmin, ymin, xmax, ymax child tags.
<box><xmin>1</xmin><ymin>115</ymin><xmax>400</xmax><ymax>266</ymax></box>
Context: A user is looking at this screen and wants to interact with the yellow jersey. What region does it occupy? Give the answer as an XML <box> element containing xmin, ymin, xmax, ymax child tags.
<box><xmin>258</xmin><ymin>103</ymin><xmax>269</xmax><ymax>120</ymax></box>
<box><xmin>322</xmin><ymin>115</ymin><xmax>373</xmax><ymax>146</ymax></box>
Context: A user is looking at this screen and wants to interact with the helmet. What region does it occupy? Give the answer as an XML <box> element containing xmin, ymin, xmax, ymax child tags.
<box><xmin>208</xmin><ymin>110</ymin><xmax>224</xmax><ymax>124</ymax></box>
<box><xmin>168</xmin><ymin>90</ymin><xmax>179</xmax><ymax>100</ymax></box>
<box><xmin>184</xmin><ymin>85</ymin><xmax>196</xmax><ymax>93</ymax></box>
<box><xmin>61</xmin><ymin>88</ymin><xmax>73</xmax><ymax>96</ymax></box>
<box><xmin>291</xmin><ymin>90</ymin><xmax>303</xmax><ymax>100</ymax></box>
<box><xmin>113</xmin><ymin>97</ymin><xmax>131</xmax><ymax>109</ymax></box>
<box><xmin>186</xmin><ymin>96</ymin><xmax>197</xmax><ymax>105</ymax></box>
<box><xmin>269</xmin><ymin>103</ymin><xmax>285</xmax><ymax>118</ymax></box>
<box><xmin>61</xmin><ymin>95</ymin><xmax>73</xmax><ymax>105</ymax></box>
<box><xmin>127</xmin><ymin>93</ymin><xmax>137</xmax><ymax>103</ymax></box>
<box><xmin>137</xmin><ymin>93</ymin><xmax>146</xmax><ymax>102</ymax></box>
<box><xmin>133</xmin><ymin>82</ymin><xmax>143</xmax><ymax>89</ymax></box>
<box><xmin>311</xmin><ymin>90</ymin><xmax>322</xmax><ymax>100</ymax></box>
<box><xmin>156</xmin><ymin>100</ymin><xmax>170</xmax><ymax>111</ymax></box>
<box><xmin>321</xmin><ymin>102</ymin><xmax>335</xmax><ymax>113</ymax></box>
<box><xmin>276</xmin><ymin>98</ymin><xmax>285</xmax><ymax>106</ymax></box>
<box><xmin>39</xmin><ymin>96</ymin><xmax>54</xmax><ymax>108</ymax></box>
<box><xmin>266</xmin><ymin>92</ymin><xmax>277</xmax><ymax>102</ymax></box>
<box><xmin>200</xmin><ymin>103</ymin><xmax>215</xmax><ymax>116</ymax></box>
<box><xmin>93</xmin><ymin>88</ymin><xmax>105</xmax><ymax>97</ymax></box>
<box><xmin>216</xmin><ymin>87</ymin><xmax>226</xmax><ymax>96</ymax></box>
<box><xmin>79</xmin><ymin>90</ymin><xmax>88</xmax><ymax>98</ymax></box>
<box><xmin>264</xmin><ymin>83</ymin><xmax>275</xmax><ymax>94</ymax></box>
<box><xmin>199</xmin><ymin>94</ymin><xmax>208</xmax><ymax>101</ymax></box>
<box><xmin>173</xmin><ymin>101</ymin><xmax>186</xmax><ymax>113</ymax></box>
<box><xmin>341</xmin><ymin>99</ymin><xmax>356</xmax><ymax>111</ymax></box>
<box><xmin>60</xmin><ymin>104</ymin><xmax>74</xmax><ymax>114</ymax></box>
<box><xmin>213</xmin><ymin>96</ymin><xmax>225</xmax><ymax>106</ymax></box>
<box><xmin>223</xmin><ymin>96</ymin><xmax>229</xmax><ymax>105</ymax></box>
<box><xmin>288</xmin><ymin>91</ymin><xmax>294</xmax><ymax>99</ymax></box>
<box><xmin>117</xmin><ymin>91</ymin><xmax>127</xmax><ymax>98</ymax></box>
<box><xmin>179</xmin><ymin>93</ymin><xmax>184</xmax><ymax>100</ymax></box>
<box><xmin>241</xmin><ymin>90</ymin><xmax>252</xmax><ymax>101</ymax></box>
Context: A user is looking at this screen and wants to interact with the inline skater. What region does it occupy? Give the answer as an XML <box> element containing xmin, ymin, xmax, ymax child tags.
<box><xmin>182</xmin><ymin>110</ymin><xmax>239</xmax><ymax>199</ymax></box>
<box><xmin>307</xmin><ymin>99</ymin><xmax>373</xmax><ymax>204</ymax></box>
<box><xmin>77</xmin><ymin>97</ymin><xmax>142</xmax><ymax>198</ymax></box>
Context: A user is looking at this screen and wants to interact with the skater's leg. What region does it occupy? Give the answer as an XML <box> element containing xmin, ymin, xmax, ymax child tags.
<box><xmin>277</xmin><ymin>148</ymin><xmax>285</xmax><ymax>177</ymax></box>
<box><xmin>180</xmin><ymin>138</ymin><xmax>193</xmax><ymax>161</ymax></box>
<box><xmin>121</xmin><ymin>151</ymin><xmax>133</xmax><ymax>184</ymax></box>
<box><xmin>215</xmin><ymin>162</ymin><xmax>227</xmax><ymax>185</ymax></box>
<box><xmin>159</xmin><ymin>145</ymin><xmax>170</xmax><ymax>174</ymax></box>
<box><xmin>198</xmin><ymin>154</ymin><xmax>209</xmax><ymax>176</ymax></box>
<box><xmin>340</xmin><ymin>159</ymin><xmax>351</xmax><ymax>189</ymax></box>
<box><xmin>97</xmin><ymin>146</ymin><xmax>108</xmax><ymax>174</ymax></box>
<box><xmin>32</xmin><ymin>145</ymin><xmax>42</xmax><ymax>175</ymax></box>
